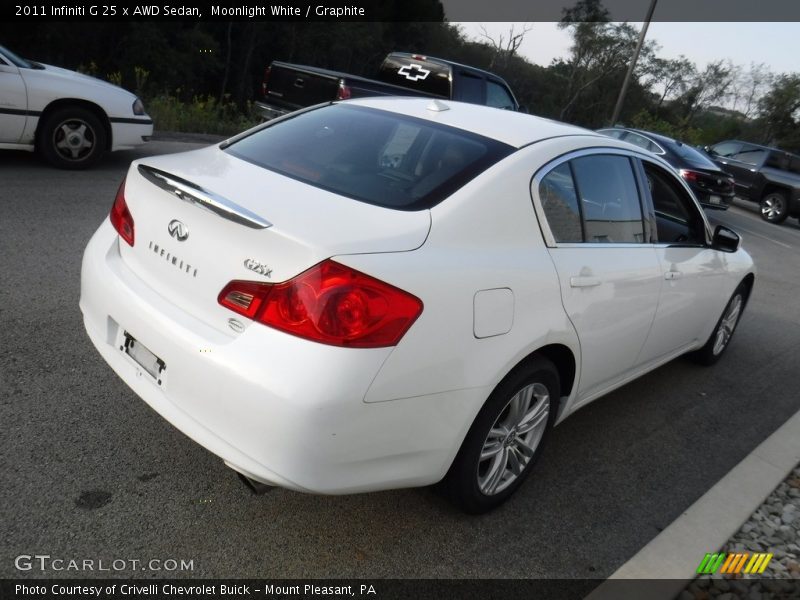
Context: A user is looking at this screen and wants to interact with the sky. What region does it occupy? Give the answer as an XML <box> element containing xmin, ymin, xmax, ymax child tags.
<box><xmin>455</xmin><ymin>22</ymin><xmax>800</xmax><ymax>75</ymax></box>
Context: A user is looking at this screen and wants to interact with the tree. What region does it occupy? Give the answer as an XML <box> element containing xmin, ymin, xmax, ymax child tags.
<box><xmin>674</xmin><ymin>60</ymin><xmax>734</xmax><ymax>124</ymax></box>
<box><xmin>642</xmin><ymin>55</ymin><xmax>696</xmax><ymax>111</ymax></box>
<box><xmin>555</xmin><ymin>0</ymin><xmax>654</xmax><ymax>124</ymax></box>
<box><xmin>478</xmin><ymin>23</ymin><xmax>533</xmax><ymax>70</ymax></box>
<box><xmin>758</xmin><ymin>74</ymin><xmax>800</xmax><ymax>150</ymax></box>
<box><xmin>730</xmin><ymin>63</ymin><xmax>773</xmax><ymax>119</ymax></box>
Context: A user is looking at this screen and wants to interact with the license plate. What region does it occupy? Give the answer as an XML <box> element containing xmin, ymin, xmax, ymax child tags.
<box><xmin>709</xmin><ymin>195</ymin><xmax>721</xmax><ymax>204</ymax></box>
<box><xmin>123</xmin><ymin>332</ymin><xmax>165</xmax><ymax>383</ymax></box>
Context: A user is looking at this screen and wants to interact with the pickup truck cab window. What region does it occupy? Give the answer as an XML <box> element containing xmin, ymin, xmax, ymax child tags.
<box><xmin>454</xmin><ymin>72</ymin><xmax>484</xmax><ymax>104</ymax></box>
<box><xmin>732</xmin><ymin>145</ymin><xmax>767</xmax><ymax>166</ymax></box>
<box><xmin>709</xmin><ymin>141</ymin><xmax>741</xmax><ymax>158</ymax></box>
<box><xmin>486</xmin><ymin>80</ymin><xmax>516</xmax><ymax>110</ymax></box>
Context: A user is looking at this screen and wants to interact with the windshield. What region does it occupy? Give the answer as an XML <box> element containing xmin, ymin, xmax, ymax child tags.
<box><xmin>0</xmin><ymin>45</ymin><xmax>33</xmax><ymax>69</ymax></box>
<box><xmin>224</xmin><ymin>104</ymin><xmax>514</xmax><ymax>211</ymax></box>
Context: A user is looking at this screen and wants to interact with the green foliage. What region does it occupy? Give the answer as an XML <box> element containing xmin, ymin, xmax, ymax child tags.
<box><xmin>758</xmin><ymin>74</ymin><xmax>800</xmax><ymax>152</ymax></box>
<box><xmin>107</xmin><ymin>71</ymin><xmax>123</xmax><ymax>87</ymax></box>
<box><xmin>144</xmin><ymin>94</ymin><xmax>259</xmax><ymax>135</ymax></box>
<box><xmin>2</xmin><ymin>7</ymin><xmax>797</xmax><ymax>147</ymax></box>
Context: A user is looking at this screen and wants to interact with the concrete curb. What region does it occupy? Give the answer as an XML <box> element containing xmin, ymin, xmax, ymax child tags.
<box><xmin>586</xmin><ymin>408</ymin><xmax>800</xmax><ymax>600</ymax></box>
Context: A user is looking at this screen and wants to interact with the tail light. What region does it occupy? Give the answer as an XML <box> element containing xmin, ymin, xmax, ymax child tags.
<box><xmin>261</xmin><ymin>66</ymin><xmax>271</xmax><ymax>97</ymax></box>
<box><xmin>679</xmin><ymin>169</ymin><xmax>700</xmax><ymax>182</ymax></box>
<box><xmin>218</xmin><ymin>260</ymin><xmax>423</xmax><ymax>348</ymax></box>
<box><xmin>336</xmin><ymin>80</ymin><xmax>351</xmax><ymax>100</ymax></box>
<box><xmin>109</xmin><ymin>178</ymin><xmax>134</xmax><ymax>246</ymax></box>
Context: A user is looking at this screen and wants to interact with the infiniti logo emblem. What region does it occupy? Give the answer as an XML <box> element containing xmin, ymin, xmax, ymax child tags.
<box><xmin>168</xmin><ymin>219</ymin><xmax>189</xmax><ymax>241</ymax></box>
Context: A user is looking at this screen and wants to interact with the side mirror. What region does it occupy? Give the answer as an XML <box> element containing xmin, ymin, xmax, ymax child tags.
<box><xmin>712</xmin><ymin>225</ymin><xmax>740</xmax><ymax>252</ymax></box>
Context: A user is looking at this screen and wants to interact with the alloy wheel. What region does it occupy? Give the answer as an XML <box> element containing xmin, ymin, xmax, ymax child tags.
<box><xmin>477</xmin><ymin>382</ymin><xmax>550</xmax><ymax>496</ymax></box>
<box><xmin>712</xmin><ymin>293</ymin><xmax>743</xmax><ymax>356</ymax></box>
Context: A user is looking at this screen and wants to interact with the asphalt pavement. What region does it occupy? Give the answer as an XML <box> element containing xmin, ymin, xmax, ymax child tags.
<box><xmin>2</xmin><ymin>143</ymin><xmax>800</xmax><ymax>579</ymax></box>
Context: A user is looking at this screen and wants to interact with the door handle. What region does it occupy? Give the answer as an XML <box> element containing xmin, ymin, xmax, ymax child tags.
<box><xmin>570</xmin><ymin>276</ymin><xmax>601</xmax><ymax>288</ymax></box>
<box><xmin>664</xmin><ymin>270</ymin><xmax>683</xmax><ymax>281</ymax></box>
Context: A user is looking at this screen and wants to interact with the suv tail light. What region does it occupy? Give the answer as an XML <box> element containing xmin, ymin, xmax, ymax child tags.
<box><xmin>679</xmin><ymin>169</ymin><xmax>700</xmax><ymax>182</ymax></box>
<box><xmin>109</xmin><ymin>179</ymin><xmax>134</xmax><ymax>246</ymax></box>
<box><xmin>218</xmin><ymin>260</ymin><xmax>423</xmax><ymax>348</ymax></box>
<box><xmin>336</xmin><ymin>80</ymin><xmax>351</xmax><ymax>100</ymax></box>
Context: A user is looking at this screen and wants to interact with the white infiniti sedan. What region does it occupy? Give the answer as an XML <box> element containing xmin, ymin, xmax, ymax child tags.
<box><xmin>0</xmin><ymin>44</ymin><xmax>153</xmax><ymax>168</ymax></box>
<box><xmin>80</xmin><ymin>97</ymin><xmax>754</xmax><ymax>513</ymax></box>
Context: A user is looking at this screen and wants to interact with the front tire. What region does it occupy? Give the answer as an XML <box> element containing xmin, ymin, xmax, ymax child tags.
<box><xmin>445</xmin><ymin>356</ymin><xmax>559</xmax><ymax>514</ymax></box>
<box><xmin>689</xmin><ymin>285</ymin><xmax>747</xmax><ymax>366</ymax></box>
<box><xmin>38</xmin><ymin>106</ymin><xmax>107</xmax><ymax>169</ymax></box>
<box><xmin>760</xmin><ymin>191</ymin><xmax>789</xmax><ymax>223</ymax></box>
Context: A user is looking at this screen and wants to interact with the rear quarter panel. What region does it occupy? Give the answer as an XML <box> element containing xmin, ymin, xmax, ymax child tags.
<box><xmin>338</xmin><ymin>141</ymin><xmax>583</xmax><ymax>415</ymax></box>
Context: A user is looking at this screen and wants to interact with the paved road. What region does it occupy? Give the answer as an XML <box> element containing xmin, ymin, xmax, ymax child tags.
<box><xmin>2</xmin><ymin>144</ymin><xmax>800</xmax><ymax>579</ymax></box>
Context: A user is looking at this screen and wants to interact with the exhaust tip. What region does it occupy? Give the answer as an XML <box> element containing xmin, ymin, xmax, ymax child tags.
<box><xmin>236</xmin><ymin>472</ymin><xmax>275</xmax><ymax>495</ymax></box>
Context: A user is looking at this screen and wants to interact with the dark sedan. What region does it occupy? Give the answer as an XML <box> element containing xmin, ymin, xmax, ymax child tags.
<box><xmin>598</xmin><ymin>127</ymin><xmax>735</xmax><ymax>210</ymax></box>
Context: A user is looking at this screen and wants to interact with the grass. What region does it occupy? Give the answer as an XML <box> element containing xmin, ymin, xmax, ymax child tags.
<box><xmin>144</xmin><ymin>94</ymin><xmax>260</xmax><ymax>136</ymax></box>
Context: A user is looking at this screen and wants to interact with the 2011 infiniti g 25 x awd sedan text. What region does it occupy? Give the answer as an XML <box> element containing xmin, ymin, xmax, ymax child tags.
<box><xmin>80</xmin><ymin>98</ymin><xmax>755</xmax><ymax>513</ymax></box>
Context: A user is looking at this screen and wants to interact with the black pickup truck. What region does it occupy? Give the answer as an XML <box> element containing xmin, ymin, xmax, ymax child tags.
<box><xmin>705</xmin><ymin>140</ymin><xmax>800</xmax><ymax>224</ymax></box>
<box><xmin>256</xmin><ymin>52</ymin><xmax>520</xmax><ymax>120</ymax></box>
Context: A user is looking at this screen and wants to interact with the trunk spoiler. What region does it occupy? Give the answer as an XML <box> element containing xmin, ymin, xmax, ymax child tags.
<box><xmin>137</xmin><ymin>164</ymin><xmax>272</xmax><ymax>230</ymax></box>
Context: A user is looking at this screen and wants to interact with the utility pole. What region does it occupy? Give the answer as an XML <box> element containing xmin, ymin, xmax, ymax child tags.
<box><xmin>610</xmin><ymin>0</ymin><xmax>658</xmax><ymax>126</ymax></box>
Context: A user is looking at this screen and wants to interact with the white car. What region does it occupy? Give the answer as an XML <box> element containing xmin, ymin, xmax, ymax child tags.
<box><xmin>80</xmin><ymin>97</ymin><xmax>754</xmax><ymax>513</ymax></box>
<box><xmin>0</xmin><ymin>44</ymin><xmax>153</xmax><ymax>168</ymax></box>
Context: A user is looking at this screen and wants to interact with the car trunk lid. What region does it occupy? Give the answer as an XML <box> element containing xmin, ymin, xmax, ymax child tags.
<box><xmin>118</xmin><ymin>146</ymin><xmax>430</xmax><ymax>334</ymax></box>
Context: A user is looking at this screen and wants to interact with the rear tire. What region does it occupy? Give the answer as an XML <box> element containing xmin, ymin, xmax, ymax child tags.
<box><xmin>38</xmin><ymin>106</ymin><xmax>107</xmax><ymax>169</ymax></box>
<box><xmin>759</xmin><ymin>191</ymin><xmax>789</xmax><ymax>223</ymax></box>
<box><xmin>689</xmin><ymin>284</ymin><xmax>747</xmax><ymax>366</ymax></box>
<box><xmin>445</xmin><ymin>356</ymin><xmax>559</xmax><ymax>514</ymax></box>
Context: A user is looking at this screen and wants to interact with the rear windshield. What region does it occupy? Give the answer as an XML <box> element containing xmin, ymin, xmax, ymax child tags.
<box><xmin>376</xmin><ymin>55</ymin><xmax>451</xmax><ymax>97</ymax></box>
<box><xmin>224</xmin><ymin>104</ymin><xmax>514</xmax><ymax>210</ymax></box>
<box><xmin>666</xmin><ymin>140</ymin><xmax>719</xmax><ymax>169</ymax></box>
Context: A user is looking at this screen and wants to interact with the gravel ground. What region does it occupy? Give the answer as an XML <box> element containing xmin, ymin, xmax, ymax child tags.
<box><xmin>682</xmin><ymin>464</ymin><xmax>800</xmax><ymax>599</ymax></box>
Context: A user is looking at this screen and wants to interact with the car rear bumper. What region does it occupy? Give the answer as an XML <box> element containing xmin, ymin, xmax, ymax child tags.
<box><xmin>694</xmin><ymin>190</ymin><xmax>734</xmax><ymax>210</ymax></box>
<box><xmin>80</xmin><ymin>221</ymin><xmax>480</xmax><ymax>493</ymax></box>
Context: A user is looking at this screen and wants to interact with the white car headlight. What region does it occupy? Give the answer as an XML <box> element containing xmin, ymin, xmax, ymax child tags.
<box><xmin>132</xmin><ymin>98</ymin><xmax>146</xmax><ymax>116</ymax></box>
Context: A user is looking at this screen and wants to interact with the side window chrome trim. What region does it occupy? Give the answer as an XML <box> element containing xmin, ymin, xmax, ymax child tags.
<box><xmin>530</xmin><ymin>146</ymin><xmax>659</xmax><ymax>249</ymax></box>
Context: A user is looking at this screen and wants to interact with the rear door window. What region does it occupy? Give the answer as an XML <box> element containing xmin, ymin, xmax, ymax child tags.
<box><xmin>571</xmin><ymin>155</ymin><xmax>645</xmax><ymax>243</ymax></box>
<box><xmin>537</xmin><ymin>154</ymin><xmax>646</xmax><ymax>244</ymax></box>
<box><xmin>539</xmin><ymin>163</ymin><xmax>583</xmax><ymax>243</ymax></box>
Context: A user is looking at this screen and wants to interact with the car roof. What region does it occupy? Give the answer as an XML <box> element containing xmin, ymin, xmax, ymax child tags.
<box><xmin>600</xmin><ymin>126</ymin><xmax>678</xmax><ymax>147</ymax></box>
<box><xmin>342</xmin><ymin>97</ymin><xmax>601</xmax><ymax>149</ymax></box>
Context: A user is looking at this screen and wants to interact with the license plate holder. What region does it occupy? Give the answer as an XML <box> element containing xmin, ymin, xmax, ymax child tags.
<box><xmin>709</xmin><ymin>195</ymin><xmax>721</xmax><ymax>204</ymax></box>
<box><xmin>122</xmin><ymin>332</ymin><xmax>166</xmax><ymax>384</ymax></box>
